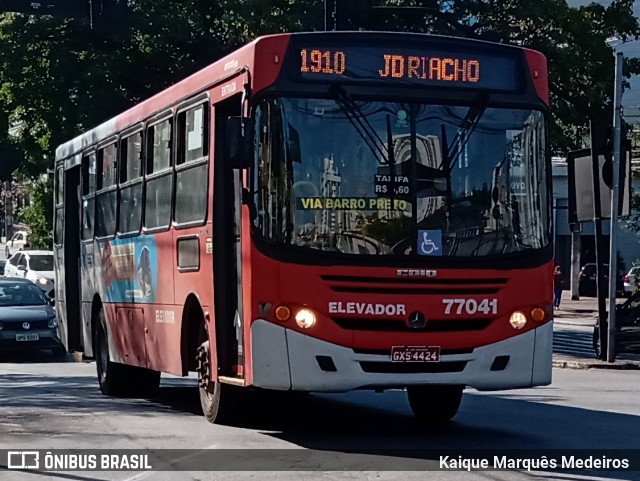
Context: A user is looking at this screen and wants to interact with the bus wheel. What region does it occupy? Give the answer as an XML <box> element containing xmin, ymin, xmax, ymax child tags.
<box><xmin>95</xmin><ymin>309</ymin><xmax>131</xmax><ymax>396</ymax></box>
<box><xmin>406</xmin><ymin>385</ymin><xmax>463</xmax><ymax>422</ymax></box>
<box><xmin>196</xmin><ymin>339</ymin><xmax>234</xmax><ymax>423</ymax></box>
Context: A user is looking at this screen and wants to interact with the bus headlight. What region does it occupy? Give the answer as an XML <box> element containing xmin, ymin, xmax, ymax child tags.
<box><xmin>509</xmin><ymin>311</ymin><xmax>527</xmax><ymax>330</ymax></box>
<box><xmin>294</xmin><ymin>308</ymin><xmax>316</xmax><ymax>329</ymax></box>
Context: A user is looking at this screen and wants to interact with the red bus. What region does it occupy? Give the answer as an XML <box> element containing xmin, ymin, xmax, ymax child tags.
<box><xmin>54</xmin><ymin>31</ymin><xmax>552</xmax><ymax>423</ymax></box>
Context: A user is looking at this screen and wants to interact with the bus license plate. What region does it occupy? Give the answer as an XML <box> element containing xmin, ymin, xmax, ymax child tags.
<box><xmin>16</xmin><ymin>333</ymin><xmax>39</xmax><ymax>342</ymax></box>
<box><xmin>391</xmin><ymin>346</ymin><xmax>440</xmax><ymax>362</ymax></box>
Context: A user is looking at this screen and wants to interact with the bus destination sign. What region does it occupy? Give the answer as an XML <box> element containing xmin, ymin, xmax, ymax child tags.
<box><xmin>295</xmin><ymin>45</ymin><xmax>519</xmax><ymax>91</ymax></box>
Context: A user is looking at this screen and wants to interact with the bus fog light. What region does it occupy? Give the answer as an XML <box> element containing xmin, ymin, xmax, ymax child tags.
<box><xmin>509</xmin><ymin>311</ymin><xmax>527</xmax><ymax>329</ymax></box>
<box><xmin>294</xmin><ymin>308</ymin><xmax>316</xmax><ymax>329</ymax></box>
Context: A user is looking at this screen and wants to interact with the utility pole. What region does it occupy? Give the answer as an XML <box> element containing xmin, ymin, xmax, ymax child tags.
<box><xmin>590</xmin><ymin>119</ymin><xmax>608</xmax><ymax>360</ymax></box>
<box><xmin>607</xmin><ymin>50</ymin><xmax>624</xmax><ymax>362</ymax></box>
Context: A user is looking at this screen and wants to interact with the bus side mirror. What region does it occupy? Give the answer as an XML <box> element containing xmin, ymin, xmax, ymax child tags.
<box><xmin>226</xmin><ymin>116</ymin><xmax>253</xmax><ymax>169</ymax></box>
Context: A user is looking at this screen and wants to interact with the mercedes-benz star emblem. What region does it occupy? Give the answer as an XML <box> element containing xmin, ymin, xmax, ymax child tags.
<box><xmin>22</xmin><ymin>322</ymin><xmax>31</xmax><ymax>330</ymax></box>
<box><xmin>407</xmin><ymin>311</ymin><xmax>426</xmax><ymax>329</ymax></box>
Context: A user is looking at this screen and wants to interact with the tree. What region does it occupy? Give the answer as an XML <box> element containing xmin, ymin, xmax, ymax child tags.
<box><xmin>0</xmin><ymin>0</ymin><xmax>639</xmax><ymax>239</ymax></box>
<box><xmin>19</xmin><ymin>176</ymin><xmax>52</xmax><ymax>249</ymax></box>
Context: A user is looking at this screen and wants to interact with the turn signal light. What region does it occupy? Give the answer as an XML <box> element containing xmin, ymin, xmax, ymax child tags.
<box><xmin>530</xmin><ymin>308</ymin><xmax>546</xmax><ymax>322</ymax></box>
<box><xmin>274</xmin><ymin>305</ymin><xmax>291</xmax><ymax>322</ymax></box>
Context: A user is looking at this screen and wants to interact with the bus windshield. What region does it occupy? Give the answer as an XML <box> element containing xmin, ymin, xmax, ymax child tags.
<box><xmin>253</xmin><ymin>96</ymin><xmax>549</xmax><ymax>257</ymax></box>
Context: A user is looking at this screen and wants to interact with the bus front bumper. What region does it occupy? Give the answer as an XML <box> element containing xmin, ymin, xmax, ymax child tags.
<box><xmin>250</xmin><ymin>319</ymin><xmax>552</xmax><ymax>392</ymax></box>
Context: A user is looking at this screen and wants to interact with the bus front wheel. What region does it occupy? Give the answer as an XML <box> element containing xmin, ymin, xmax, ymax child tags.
<box><xmin>196</xmin><ymin>339</ymin><xmax>235</xmax><ymax>424</ymax></box>
<box><xmin>406</xmin><ymin>385</ymin><xmax>463</xmax><ymax>422</ymax></box>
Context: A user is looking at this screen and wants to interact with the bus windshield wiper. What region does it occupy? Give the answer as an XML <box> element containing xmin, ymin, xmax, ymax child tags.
<box><xmin>444</xmin><ymin>95</ymin><xmax>490</xmax><ymax>173</ymax></box>
<box><xmin>331</xmin><ymin>86</ymin><xmax>389</xmax><ymax>165</ymax></box>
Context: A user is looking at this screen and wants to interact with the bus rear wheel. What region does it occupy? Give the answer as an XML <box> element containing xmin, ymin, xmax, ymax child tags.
<box><xmin>196</xmin><ymin>339</ymin><xmax>236</xmax><ymax>424</ymax></box>
<box><xmin>406</xmin><ymin>385</ymin><xmax>463</xmax><ymax>422</ymax></box>
<box><xmin>95</xmin><ymin>309</ymin><xmax>160</xmax><ymax>397</ymax></box>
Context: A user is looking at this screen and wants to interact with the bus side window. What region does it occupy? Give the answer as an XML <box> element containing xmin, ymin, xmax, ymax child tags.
<box><xmin>81</xmin><ymin>153</ymin><xmax>96</xmax><ymax>240</ymax></box>
<box><xmin>119</xmin><ymin>132</ymin><xmax>143</xmax><ymax>234</ymax></box>
<box><xmin>95</xmin><ymin>143</ymin><xmax>117</xmax><ymax>238</ymax></box>
<box><xmin>145</xmin><ymin>118</ymin><xmax>173</xmax><ymax>230</ymax></box>
<box><xmin>175</xmin><ymin>102</ymin><xmax>208</xmax><ymax>225</ymax></box>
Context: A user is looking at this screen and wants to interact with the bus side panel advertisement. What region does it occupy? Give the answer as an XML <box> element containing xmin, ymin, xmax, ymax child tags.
<box><xmin>100</xmin><ymin>237</ymin><xmax>158</xmax><ymax>303</ymax></box>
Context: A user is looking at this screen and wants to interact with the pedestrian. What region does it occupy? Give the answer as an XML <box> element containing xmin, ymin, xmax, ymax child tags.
<box><xmin>553</xmin><ymin>266</ymin><xmax>564</xmax><ymax>310</ymax></box>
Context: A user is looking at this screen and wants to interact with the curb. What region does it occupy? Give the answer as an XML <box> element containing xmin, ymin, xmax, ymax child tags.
<box><xmin>552</xmin><ymin>359</ymin><xmax>640</xmax><ymax>370</ymax></box>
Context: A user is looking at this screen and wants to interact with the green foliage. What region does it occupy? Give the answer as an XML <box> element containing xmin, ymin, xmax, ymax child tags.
<box><xmin>18</xmin><ymin>176</ymin><xmax>53</xmax><ymax>249</ymax></box>
<box><xmin>0</xmin><ymin>0</ymin><xmax>638</xmax><ymax>185</ymax></box>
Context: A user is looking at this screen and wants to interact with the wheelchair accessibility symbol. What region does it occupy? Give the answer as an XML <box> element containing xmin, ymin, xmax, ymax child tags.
<box><xmin>417</xmin><ymin>230</ymin><xmax>442</xmax><ymax>256</ymax></box>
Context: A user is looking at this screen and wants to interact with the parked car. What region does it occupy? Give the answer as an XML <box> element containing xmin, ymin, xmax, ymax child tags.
<box><xmin>623</xmin><ymin>267</ymin><xmax>640</xmax><ymax>296</ymax></box>
<box><xmin>593</xmin><ymin>290</ymin><xmax>640</xmax><ymax>358</ymax></box>
<box><xmin>5</xmin><ymin>230</ymin><xmax>29</xmax><ymax>258</ymax></box>
<box><xmin>0</xmin><ymin>278</ymin><xmax>65</xmax><ymax>358</ymax></box>
<box><xmin>4</xmin><ymin>250</ymin><xmax>55</xmax><ymax>299</ymax></box>
<box><xmin>578</xmin><ymin>263</ymin><xmax>624</xmax><ymax>297</ymax></box>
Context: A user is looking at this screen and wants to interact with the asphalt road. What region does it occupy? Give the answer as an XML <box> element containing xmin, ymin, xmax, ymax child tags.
<box><xmin>1</xmin><ymin>355</ymin><xmax>640</xmax><ymax>480</ymax></box>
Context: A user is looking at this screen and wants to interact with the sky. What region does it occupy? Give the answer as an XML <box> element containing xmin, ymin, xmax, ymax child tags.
<box><xmin>567</xmin><ymin>0</ymin><xmax>640</xmax><ymax>117</ymax></box>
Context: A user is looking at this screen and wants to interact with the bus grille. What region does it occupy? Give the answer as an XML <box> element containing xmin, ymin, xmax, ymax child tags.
<box><xmin>353</xmin><ymin>347</ymin><xmax>474</xmax><ymax>356</ymax></box>
<box><xmin>331</xmin><ymin>317</ymin><xmax>494</xmax><ymax>332</ymax></box>
<box><xmin>359</xmin><ymin>361</ymin><xmax>467</xmax><ymax>374</ymax></box>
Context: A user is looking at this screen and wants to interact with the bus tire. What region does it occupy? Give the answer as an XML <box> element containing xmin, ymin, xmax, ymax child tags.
<box><xmin>406</xmin><ymin>385</ymin><xmax>463</xmax><ymax>422</ymax></box>
<box><xmin>196</xmin><ymin>338</ymin><xmax>235</xmax><ymax>424</ymax></box>
<box><xmin>95</xmin><ymin>308</ymin><xmax>129</xmax><ymax>396</ymax></box>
